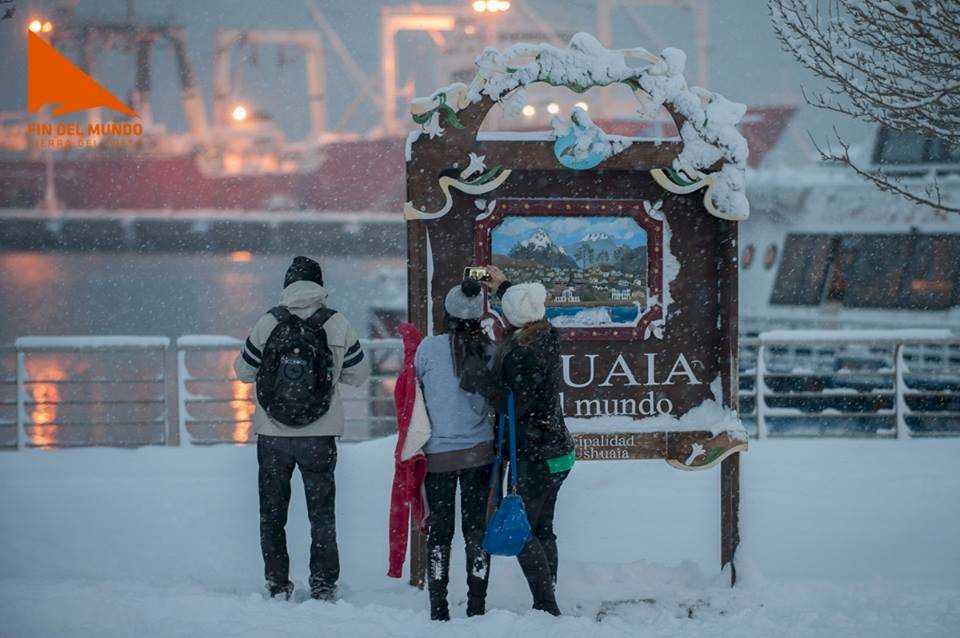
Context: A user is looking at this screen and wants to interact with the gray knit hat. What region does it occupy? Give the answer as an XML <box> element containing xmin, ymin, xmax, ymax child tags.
<box><xmin>444</xmin><ymin>279</ymin><xmax>484</xmax><ymax>320</ymax></box>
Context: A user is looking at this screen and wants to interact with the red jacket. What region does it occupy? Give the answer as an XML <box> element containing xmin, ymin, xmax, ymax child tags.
<box><xmin>387</xmin><ymin>323</ymin><xmax>428</xmax><ymax>578</ymax></box>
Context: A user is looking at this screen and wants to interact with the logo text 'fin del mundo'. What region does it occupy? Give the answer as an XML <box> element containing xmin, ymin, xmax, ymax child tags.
<box><xmin>27</xmin><ymin>31</ymin><xmax>137</xmax><ymax>119</ymax></box>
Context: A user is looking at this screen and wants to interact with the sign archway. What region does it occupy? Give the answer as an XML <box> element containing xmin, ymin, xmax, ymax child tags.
<box><xmin>404</xmin><ymin>33</ymin><xmax>749</xmax><ymax>587</ymax></box>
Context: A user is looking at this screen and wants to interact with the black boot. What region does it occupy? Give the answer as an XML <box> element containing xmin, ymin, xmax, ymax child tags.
<box><xmin>427</xmin><ymin>544</ymin><xmax>451</xmax><ymax>621</ymax></box>
<box><xmin>266</xmin><ymin>580</ymin><xmax>294</xmax><ymax>600</ymax></box>
<box><xmin>309</xmin><ymin>581</ymin><xmax>337</xmax><ymax>602</ymax></box>
<box><xmin>466</xmin><ymin>595</ymin><xmax>486</xmax><ymax>617</ymax></box>
<box><xmin>530</xmin><ymin>575</ymin><xmax>561</xmax><ymax>616</ymax></box>
<box><xmin>519</xmin><ymin>551</ymin><xmax>561</xmax><ymax>616</ymax></box>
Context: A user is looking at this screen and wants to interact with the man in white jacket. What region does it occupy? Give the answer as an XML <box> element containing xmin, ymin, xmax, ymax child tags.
<box><xmin>234</xmin><ymin>256</ymin><xmax>370</xmax><ymax>601</ymax></box>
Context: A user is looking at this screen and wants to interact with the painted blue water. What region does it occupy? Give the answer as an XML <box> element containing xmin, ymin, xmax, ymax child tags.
<box><xmin>545</xmin><ymin>305</ymin><xmax>639</xmax><ymax>324</ymax></box>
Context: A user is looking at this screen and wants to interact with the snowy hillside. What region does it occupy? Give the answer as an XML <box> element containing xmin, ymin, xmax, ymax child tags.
<box><xmin>1</xmin><ymin>438</ymin><xmax>958</xmax><ymax>637</ymax></box>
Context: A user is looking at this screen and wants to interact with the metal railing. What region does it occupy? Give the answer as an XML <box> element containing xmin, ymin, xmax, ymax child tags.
<box><xmin>739</xmin><ymin>333</ymin><xmax>960</xmax><ymax>438</ymax></box>
<box><xmin>175</xmin><ymin>336</ymin><xmax>401</xmax><ymax>445</ymax></box>
<box><xmin>3</xmin><ymin>331</ymin><xmax>959</xmax><ymax>448</ymax></box>
<box><xmin>0</xmin><ymin>345</ymin><xmax>16</xmax><ymax>448</ymax></box>
<box><xmin>13</xmin><ymin>336</ymin><xmax>170</xmax><ymax>449</ymax></box>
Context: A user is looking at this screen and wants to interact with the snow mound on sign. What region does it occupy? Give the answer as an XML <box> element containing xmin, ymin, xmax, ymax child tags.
<box><xmin>463</xmin><ymin>32</ymin><xmax>749</xmax><ymax>220</ymax></box>
<box><xmin>565</xmin><ymin>398</ymin><xmax>744</xmax><ymax>435</ymax></box>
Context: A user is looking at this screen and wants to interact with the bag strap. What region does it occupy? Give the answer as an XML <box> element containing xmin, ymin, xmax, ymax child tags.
<box><xmin>489</xmin><ymin>397</ymin><xmax>507</xmax><ymax>502</ymax></box>
<box><xmin>506</xmin><ymin>389</ymin><xmax>519</xmax><ymax>491</ymax></box>
<box><xmin>488</xmin><ymin>388</ymin><xmax>519</xmax><ymax>500</ymax></box>
<box><xmin>268</xmin><ymin>306</ymin><xmax>292</xmax><ymax>323</ymax></box>
<box><xmin>306</xmin><ymin>307</ymin><xmax>338</xmax><ymax>330</ymax></box>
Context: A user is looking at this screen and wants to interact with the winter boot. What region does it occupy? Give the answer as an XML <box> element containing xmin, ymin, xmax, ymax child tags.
<box><xmin>309</xmin><ymin>584</ymin><xmax>337</xmax><ymax>602</ymax></box>
<box><xmin>466</xmin><ymin>595</ymin><xmax>486</xmax><ymax>617</ymax></box>
<box><xmin>266</xmin><ymin>580</ymin><xmax>294</xmax><ymax>600</ymax></box>
<box><xmin>427</xmin><ymin>544</ymin><xmax>451</xmax><ymax>621</ymax></box>
<box><xmin>528</xmin><ymin>572</ymin><xmax>561</xmax><ymax>616</ymax></box>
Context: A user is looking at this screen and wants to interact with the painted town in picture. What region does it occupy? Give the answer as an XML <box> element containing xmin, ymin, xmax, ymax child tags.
<box><xmin>490</xmin><ymin>215</ymin><xmax>649</xmax><ymax>327</ymax></box>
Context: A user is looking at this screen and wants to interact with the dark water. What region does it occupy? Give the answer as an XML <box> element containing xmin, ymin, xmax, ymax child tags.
<box><xmin>0</xmin><ymin>252</ymin><xmax>406</xmax><ymax>343</ymax></box>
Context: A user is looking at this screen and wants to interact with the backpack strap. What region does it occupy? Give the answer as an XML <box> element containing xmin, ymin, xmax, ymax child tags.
<box><xmin>306</xmin><ymin>307</ymin><xmax>338</xmax><ymax>330</ymax></box>
<box><xmin>268</xmin><ymin>306</ymin><xmax>293</xmax><ymax>323</ymax></box>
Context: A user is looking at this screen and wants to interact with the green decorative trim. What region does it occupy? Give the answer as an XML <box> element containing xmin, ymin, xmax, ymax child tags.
<box><xmin>468</xmin><ymin>164</ymin><xmax>503</xmax><ymax>185</ymax></box>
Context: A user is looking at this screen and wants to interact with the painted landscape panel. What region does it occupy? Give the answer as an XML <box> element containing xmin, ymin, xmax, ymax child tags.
<box><xmin>491</xmin><ymin>215</ymin><xmax>649</xmax><ymax>327</ymax></box>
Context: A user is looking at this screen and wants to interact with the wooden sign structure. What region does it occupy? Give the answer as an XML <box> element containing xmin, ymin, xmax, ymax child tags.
<box><xmin>404</xmin><ymin>35</ymin><xmax>749</xmax><ymax>587</ymax></box>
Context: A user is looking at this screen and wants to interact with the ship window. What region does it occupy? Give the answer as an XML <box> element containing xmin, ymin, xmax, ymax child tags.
<box><xmin>875</xmin><ymin>128</ymin><xmax>928</xmax><ymax>165</ymax></box>
<box><xmin>928</xmin><ymin>138</ymin><xmax>960</xmax><ymax>164</ymax></box>
<box><xmin>742</xmin><ymin>244</ymin><xmax>755</xmax><ymax>269</ymax></box>
<box><xmin>763</xmin><ymin>244</ymin><xmax>778</xmax><ymax>270</ymax></box>
<box><xmin>824</xmin><ymin>236</ymin><xmax>858</xmax><ymax>302</ymax></box>
<box><xmin>841</xmin><ymin>235</ymin><xmax>911</xmax><ymax>307</ymax></box>
<box><xmin>900</xmin><ymin>236</ymin><xmax>960</xmax><ymax>310</ymax></box>
<box><xmin>772</xmin><ymin>233</ymin><xmax>960</xmax><ymax>309</ymax></box>
<box><xmin>770</xmin><ymin>234</ymin><xmax>832</xmax><ymax>305</ymax></box>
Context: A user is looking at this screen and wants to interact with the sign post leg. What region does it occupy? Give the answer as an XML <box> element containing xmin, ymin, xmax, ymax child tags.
<box><xmin>408</xmin><ymin>513</ymin><xmax>427</xmax><ymax>589</ymax></box>
<box><xmin>720</xmin><ymin>451</ymin><xmax>741</xmax><ymax>587</ymax></box>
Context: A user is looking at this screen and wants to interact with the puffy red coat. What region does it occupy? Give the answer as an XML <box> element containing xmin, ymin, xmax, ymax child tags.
<box><xmin>387</xmin><ymin>323</ymin><xmax>429</xmax><ymax>578</ymax></box>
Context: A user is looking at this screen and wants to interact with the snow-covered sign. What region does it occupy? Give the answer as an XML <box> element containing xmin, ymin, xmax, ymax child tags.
<box><xmin>405</xmin><ymin>32</ymin><xmax>747</xmax><ymax>586</ymax></box>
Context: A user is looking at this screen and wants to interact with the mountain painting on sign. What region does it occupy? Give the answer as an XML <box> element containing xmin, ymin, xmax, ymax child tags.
<box><xmin>491</xmin><ymin>216</ymin><xmax>648</xmax><ymax>327</ymax></box>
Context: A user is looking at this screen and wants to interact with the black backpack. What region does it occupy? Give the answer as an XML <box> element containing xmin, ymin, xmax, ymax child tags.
<box><xmin>256</xmin><ymin>306</ymin><xmax>337</xmax><ymax>427</ymax></box>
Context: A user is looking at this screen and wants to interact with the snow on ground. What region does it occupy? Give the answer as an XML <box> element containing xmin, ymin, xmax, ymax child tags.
<box><xmin>1</xmin><ymin>438</ymin><xmax>958</xmax><ymax>637</ymax></box>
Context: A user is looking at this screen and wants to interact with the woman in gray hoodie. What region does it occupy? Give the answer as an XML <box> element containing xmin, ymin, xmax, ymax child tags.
<box><xmin>415</xmin><ymin>279</ymin><xmax>495</xmax><ymax>621</ymax></box>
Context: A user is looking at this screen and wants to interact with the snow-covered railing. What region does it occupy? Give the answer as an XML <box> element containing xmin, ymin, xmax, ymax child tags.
<box><xmin>739</xmin><ymin>331</ymin><xmax>960</xmax><ymax>439</ymax></box>
<box><xmin>176</xmin><ymin>336</ymin><xmax>402</xmax><ymax>445</ymax></box>
<box><xmin>0</xmin><ymin>345</ymin><xmax>17</xmax><ymax>448</ymax></box>
<box><xmin>5</xmin><ymin>331</ymin><xmax>960</xmax><ymax>448</ymax></box>
<box><xmin>13</xmin><ymin>336</ymin><xmax>171</xmax><ymax>449</ymax></box>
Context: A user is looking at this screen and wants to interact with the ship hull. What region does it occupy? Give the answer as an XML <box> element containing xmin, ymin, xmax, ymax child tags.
<box><xmin>0</xmin><ymin>138</ymin><xmax>406</xmax><ymax>212</ymax></box>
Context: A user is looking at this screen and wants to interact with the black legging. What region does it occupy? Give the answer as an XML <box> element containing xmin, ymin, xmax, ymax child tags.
<box><xmin>424</xmin><ymin>464</ymin><xmax>493</xmax><ymax>615</ymax></box>
<box><xmin>516</xmin><ymin>460</ymin><xmax>569</xmax><ymax>615</ymax></box>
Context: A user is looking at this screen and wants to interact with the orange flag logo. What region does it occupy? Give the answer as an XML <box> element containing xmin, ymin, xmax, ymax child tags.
<box><xmin>27</xmin><ymin>31</ymin><xmax>138</xmax><ymax>119</ymax></box>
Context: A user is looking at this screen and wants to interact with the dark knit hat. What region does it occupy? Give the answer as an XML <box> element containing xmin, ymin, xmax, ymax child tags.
<box><xmin>283</xmin><ymin>256</ymin><xmax>324</xmax><ymax>288</ymax></box>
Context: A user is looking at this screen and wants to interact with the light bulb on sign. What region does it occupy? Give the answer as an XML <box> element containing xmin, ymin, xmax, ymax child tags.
<box><xmin>574</xmin><ymin>102</ymin><xmax>589</xmax><ymax>112</ymax></box>
<box><xmin>521</xmin><ymin>105</ymin><xmax>536</xmax><ymax>117</ymax></box>
<box><xmin>231</xmin><ymin>105</ymin><xmax>248</xmax><ymax>122</ymax></box>
<box><xmin>546</xmin><ymin>102</ymin><xmax>560</xmax><ymax>115</ymax></box>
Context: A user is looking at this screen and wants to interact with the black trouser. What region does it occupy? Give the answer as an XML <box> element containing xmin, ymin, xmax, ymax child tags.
<box><xmin>516</xmin><ymin>460</ymin><xmax>569</xmax><ymax>615</ymax></box>
<box><xmin>257</xmin><ymin>434</ymin><xmax>339</xmax><ymax>593</ymax></box>
<box><xmin>424</xmin><ymin>463</ymin><xmax>493</xmax><ymax>617</ymax></box>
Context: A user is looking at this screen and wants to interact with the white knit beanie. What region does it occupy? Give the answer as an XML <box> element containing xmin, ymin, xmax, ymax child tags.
<box><xmin>501</xmin><ymin>282</ymin><xmax>547</xmax><ymax>327</ymax></box>
<box><xmin>444</xmin><ymin>279</ymin><xmax>485</xmax><ymax>320</ymax></box>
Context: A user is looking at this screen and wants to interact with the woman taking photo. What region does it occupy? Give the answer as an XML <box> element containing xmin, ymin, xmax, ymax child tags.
<box><xmin>415</xmin><ymin>279</ymin><xmax>496</xmax><ymax>621</ymax></box>
<box><xmin>477</xmin><ymin>264</ymin><xmax>576</xmax><ymax>617</ymax></box>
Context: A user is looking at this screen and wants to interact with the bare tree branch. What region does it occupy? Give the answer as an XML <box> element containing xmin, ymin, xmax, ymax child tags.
<box><xmin>769</xmin><ymin>0</ymin><xmax>960</xmax><ymax>215</ymax></box>
<box><xmin>808</xmin><ymin>129</ymin><xmax>960</xmax><ymax>214</ymax></box>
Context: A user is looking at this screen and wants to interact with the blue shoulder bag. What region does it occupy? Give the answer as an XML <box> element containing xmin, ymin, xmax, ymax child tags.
<box><xmin>482</xmin><ymin>389</ymin><xmax>532</xmax><ymax>556</ymax></box>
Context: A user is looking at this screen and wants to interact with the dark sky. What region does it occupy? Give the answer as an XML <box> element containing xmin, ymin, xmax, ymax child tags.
<box><xmin>0</xmin><ymin>0</ymin><xmax>869</xmax><ymax>164</ymax></box>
